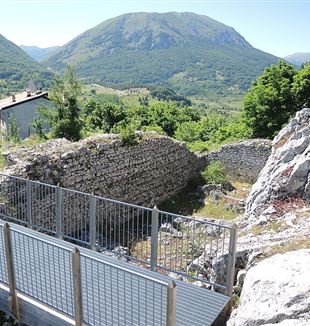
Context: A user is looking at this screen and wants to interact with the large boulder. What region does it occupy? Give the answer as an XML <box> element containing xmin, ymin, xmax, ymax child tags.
<box><xmin>246</xmin><ymin>108</ymin><xmax>310</xmax><ymax>220</ymax></box>
<box><xmin>228</xmin><ymin>249</ymin><xmax>310</xmax><ymax>326</ymax></box>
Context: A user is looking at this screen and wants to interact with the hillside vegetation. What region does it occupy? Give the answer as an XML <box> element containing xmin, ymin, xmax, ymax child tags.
<box><xmin>20</xmin><ymin>45</ymin><xmax>60</xmax><ymax>62</ymax></box>
<box><xmin>0</xmin><ymin>34</ymin><xmax>52</xmax><ymax>97</ymax></box>
<box><xmin>43</xmin><ymin>12</ymin><xmax>279</xmax><ymax>98</ymax></box>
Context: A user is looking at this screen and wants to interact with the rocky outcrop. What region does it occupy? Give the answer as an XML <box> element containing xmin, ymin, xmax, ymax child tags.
<box><xmin>228</xmin><ymin>109</ymin><xmax>310</xmax><ymax>326</ymax></box>
<box><xmin>228</xmin><ymin>249</ymin><xmax>310</xmax><ymax>326</ymax></box>
<box><xmin>207</xmin><ymin>139</ymin><xmax>272</xmax><ymax>183</ymax></box>
<box><xmin>246</xmin><ymin>108</ymin><xmax>310</xmax><ymax>221</ymax></box>
<box><xmin>2</xmin><ymin>132</ymin><xmax>204</xmax><ymax>207</ymax></box>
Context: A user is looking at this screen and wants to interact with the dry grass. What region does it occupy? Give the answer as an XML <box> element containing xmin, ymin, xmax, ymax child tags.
<box><xmin>256</xmin><ymin>238</ymin><xmax>310</xmax><ymax>263</ymax></box>
<box><xmin>274</xmin><ymin>133</ymin><xmax>291</xmax><ymax>149</ymax></box>
<box><xmin>131</xmin><ymin>229</ymin><xmax>212</xmax><ymax>276</ymax></box>
<box><xmin>195</xmin><ymin>199</ymin><xmax>238</xmax><ymax>220</ymax></box>
<box><xmin>131</xmin><ymin>236</ymin><xmax>196</xmax><ymax>272</ymax></box>
<box><xmin>249</xmin><ymin>220</ymin><xmax>288</xmax><ymax>236</ymax></box>
<box><xmin>230</xmin><ymin>181</ymin><xmax>252</xmax><ymax>199</ymax></box>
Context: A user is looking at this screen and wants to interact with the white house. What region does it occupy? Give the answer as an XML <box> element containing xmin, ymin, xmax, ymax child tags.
<box><xmin>0</xmin><ymin>90</ymin><xmax>51</xmax><ymax>139</ymax></box>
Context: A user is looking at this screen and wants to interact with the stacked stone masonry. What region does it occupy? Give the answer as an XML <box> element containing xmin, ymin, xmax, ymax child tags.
<box><xmin>3</xmin><ymin>133</ymin><xmax>205</xmax><ymax>207</ymax></box>
<box><xmin>206</xmin><ymin>139</ymin><xmax>272</xmax><ymax>183</ymax></box>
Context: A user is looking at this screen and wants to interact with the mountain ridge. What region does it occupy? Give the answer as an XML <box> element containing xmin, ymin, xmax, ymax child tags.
<box><xmin>0</xmin><ymin>34</ymin><xmax>52</xmax><ymax>97</ymax></box>
<box><xmin>284</xmin><ymin>52</ymin><xmax>310</xmax><ymax>66</ymax></box>
<box><xmin>43</xmin><ymin>12</ymin><xmax>279</xmax><ymax>97</ymax></box>
<box><xmin>20</xmin><ymin>45</ymin><xmax>60</xmax><ymax>62</ymax></box>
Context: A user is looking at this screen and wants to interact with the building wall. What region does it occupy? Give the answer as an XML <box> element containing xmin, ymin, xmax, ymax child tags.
<box><xmin>0</xmin><ymin>97</ymin><xmax>51</xmax><ymax>139</ymax></box>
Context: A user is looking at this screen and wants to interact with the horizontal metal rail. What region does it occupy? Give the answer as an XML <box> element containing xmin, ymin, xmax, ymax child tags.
<box><xmin>0</xmin><ymin>220</ymin><xmax>175</xmax><ymax>325</ymax></box>
<box><xmin>0</xmin><ymin>172</ymin><xmax>236</xmax><ymax>294</ymax></box>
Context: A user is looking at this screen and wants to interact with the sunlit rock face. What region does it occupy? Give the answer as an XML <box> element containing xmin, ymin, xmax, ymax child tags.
<box><xmin>246</xmin><ymin>108</ymin><xmax>310</xmax><ymax>222</ymax></box>
<box><xmin>228</xmin><ymin>249</ymin><xmax>310</xmax><ymax>326</ymax></box>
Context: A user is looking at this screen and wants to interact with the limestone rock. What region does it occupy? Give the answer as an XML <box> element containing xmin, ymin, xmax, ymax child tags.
<box><xmin>263</xmin><ymin>320</ymin><xmax>310</xmax><ymax>326</ymax></box>
<box><xmin>246</xmin><ymin>108</ymin><xmax>310</xmax><ymax>221</ymax></box>
<box><xmin>228</xmin><ymin>249</ymin><xmax>310</xmax><ymax>326</ymax></box>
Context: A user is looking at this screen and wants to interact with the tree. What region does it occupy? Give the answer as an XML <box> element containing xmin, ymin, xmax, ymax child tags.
<box><xmin>244</xmin><ymin>61</ymin><xmax>297</xmax><ymax>139</ymax></box>
<box><xmin>32</xmin><ymin>118</ymin><xmax>48</xmax><ymax>140</ymax></box>
<box><xmin>83</xmin><ymin>100</ymin><xmax>126</xmax><ymax>132</ymax></box>
<box><xmin>6</xmin><ymin>116</ymin><xmax>21</xmax><ymax>143</ymax></box>
<box><xmin>292</xmin><ymin>63</ymin><xmax>310</xmax><ymax>108</ymax></box>
<box><xmin>40</xmin><ymin>66</ymin><xmax>82</xmax><ymax>141</ymax></box>
<box><xmin>149</xmin><ymin>86</ymin><xmax>192</xmax><ymax>106</ymax></box>
<box><xmin>175</xmin><ymin>121</ymin><xmax>202</xmax><ymax>143</ymax></box>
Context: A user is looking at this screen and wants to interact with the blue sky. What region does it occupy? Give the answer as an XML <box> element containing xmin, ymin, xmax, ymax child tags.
<box><xmin>0</xmin><ymin>0</ymin><xmax>309</xmax><ymax>57</ymax></box>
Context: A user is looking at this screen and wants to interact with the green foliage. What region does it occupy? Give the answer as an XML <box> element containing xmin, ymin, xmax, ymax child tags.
<box><xmin>141</xmin><ymin>125</ymin><xmax>165</xmax><ymax>134</ymax></box>
<box><xmin>201</xmin><ymin>162</ymin><xmax>230</xmax><ymax>187</ymax></box>
<box><xmin>121</xmin><ymin>101</ymin><xmax>200</xmax><ymax>137</ymax></box>
<box><xmin>82</xmin><ymin>99</ymin><xmax>125</xmax><ymax>133</ymax></box>
<box><xmin>149</xmin><ymin>86</ymin><xmax>191</xmax><ymax>106</ymax></box>
<box><xmin>138</xmin><ymin>96</ymin><xmax>149</xmax><ymax>107</ymax></box>
<box><xmin>292</xmin><ymin>62</ymin><xmax>310</xmax><ymax>108</ymax></box>
<box><xmin>95</xmin><ymin>93</ymin><xmax>123</xmax><ymax>105</ymax></box>
<box><xmin>32</xmin><ymin>118</ymin><xmax>48</xmax><ymax>140</ymax></box>
<box><xmin>119</xmin><ymin>125</ymin><xmax>138</xmax><ymax>146</ymax></box>
<box><xmin>175</xmin><ymin>113</ymin><xmax>250</xmax><ymax>151</ymax></box>
<box><xmin>213</xmin><ymin>115</ymin><xmax>251</xmax><ymax>143</ymax></box>
<box><xmin>0</xmin><ymin>34</ymin><xmax>52</xmax><ymax>97</ymax></box>
<box><xmin>244</xmin><ymin>61</ymin><xmax>310</xmax><ymax>138</ymax></box>
<box><xmin>175</xmin><ymin>121</ymin><xmax>203</xmax><ymax>143</ymax></box>
<box><xmin>6</xmin><ymin>116</ymin><xmax>21</xmax><ymax>143</ymax></box>
<box><xmin>39</xmin><ymin>66</ymin><xmax>82</xmax><ymax>141</ymax></box>
<box><xmin>187</xmin><ymin>141</ymin><xmax>209</xmax><ymax>153</ymax></box>
<box><xmin>80</xmin><ymin>93</ymin><xmax>248</xmax><ymax>151</ymax></box>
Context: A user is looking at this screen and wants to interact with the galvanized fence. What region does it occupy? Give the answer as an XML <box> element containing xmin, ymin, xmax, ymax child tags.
<box><xmin>0</xmin><ymin>173</ymin><xmax>236</xmax><ymax>295</ymax></box>
<box><xmin>0</xmin><ymin>220</ymin><xmax>176</xmax><ymax>326</ymax></box>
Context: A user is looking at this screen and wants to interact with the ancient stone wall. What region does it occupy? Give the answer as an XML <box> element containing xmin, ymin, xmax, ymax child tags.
<box><xmin>206</xmin><ymin>139</ymin><xmax>272</xmax><ymax>183</ymax></box>
<box><xmin>3</xmin><ymin>133</ymin><xmax>205</xmax><ymax>207</ymax></box>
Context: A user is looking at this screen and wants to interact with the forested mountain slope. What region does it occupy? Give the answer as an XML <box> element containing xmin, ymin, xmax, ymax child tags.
<box><xmin>43</xmin><ymin>12</ymin><xmax>279</xmax><ymax>97</ymax></box>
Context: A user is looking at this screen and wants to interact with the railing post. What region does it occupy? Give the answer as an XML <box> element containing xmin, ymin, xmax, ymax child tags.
<box><xmin>166</xmin><ymin>281</ymin><xmax>177</xmax><ymax>326</ymax></box>
<box><xmin>56</xmin><ymin>184</ymin><xmax>63</xmax><ymax>239</ymax></box>
<box><xmin>26</xmin><ymin>180</ymin><xmax>33</xmax><ymax>229</ymax></box>
<box><xmin>226</xmin><ymin>223</ymin><xmax>237</xmax><ymax>298</ymax></box>
<box><xmin>72</xmin><ymin>247</ymin><xmax>83</xmax><ymax>326</ymax></box>
<box><xmin>3</xmin><ymin>223</ymin><xmax>20</xmax><ymax>320</ymax></box>
<box><xmin>150</xmin><ymin>205</ymin><xmax>159</xmax><ymax>271</ymax></box>
<box><xmin>89</xmin><ymin>193</ymin><xmax>96</xmax><ymax>251</ymax></box>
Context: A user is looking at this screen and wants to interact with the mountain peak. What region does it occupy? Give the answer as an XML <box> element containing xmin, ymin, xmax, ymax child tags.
<box><xmin>43</xmin><ymin>12</ymin><xmax>278</xmax><ymax>97</ymax></box>
<box><xmin>86</xmin><ymin>11</ymin><xmax>252</xmax><ymax>51</ymax></box>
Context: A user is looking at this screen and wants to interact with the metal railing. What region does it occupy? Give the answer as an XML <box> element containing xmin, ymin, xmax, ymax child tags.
<box><xmin>0</xmin><ymin>220</ymin><xmax>176</xmax><ymax>325</ymax></box>
<box><xmin>0</xmin><ymin>173</ymin><xmax>237</xmax><ymax>295</ymax></box>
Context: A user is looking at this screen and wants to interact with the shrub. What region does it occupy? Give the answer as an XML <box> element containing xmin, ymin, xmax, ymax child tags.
<box><xmin>201</xmin><ymin>161</ymin><xmax>230</xmax><ymax>188</ymax></box>
<box><xmin>32</xmin><ymin>118</ymin><xmax>48</xmax><ymax>140</ymax></box>
<box><xmin>188</xmin><ymin>141</ymin><xmax>209</xmax><ymax>153</ymax></box>
<box><xmin>141</xmin><ymin>125</ymin><xmax>165</xmax><ymax>134</ymax></box>
<box><xmin>120</xmin><ymin>125</ymin><xmax>138</xmax><ymax>146</ymax></box>
<box><xmin>6</xmin><ymin>116</ymin><xmax>21</xmax><ymax>143</ymax></box>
